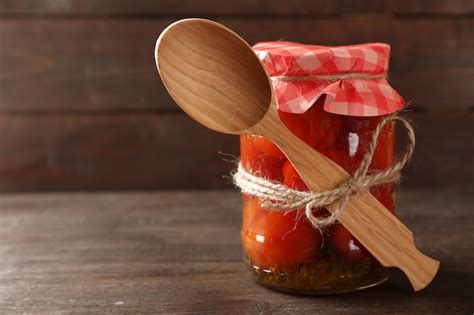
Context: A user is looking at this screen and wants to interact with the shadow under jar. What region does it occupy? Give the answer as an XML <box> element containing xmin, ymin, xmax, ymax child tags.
<box><xmin>239</xmin><ymin>42</ymin><xmax>405</xmax><ymax>294</ymax></box>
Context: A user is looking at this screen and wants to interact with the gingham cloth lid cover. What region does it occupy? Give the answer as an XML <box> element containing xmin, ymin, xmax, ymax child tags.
<box><xmin>252</xmin><ymin>41</ymin><xmax>405</xmax><ymax>116</ymax></box>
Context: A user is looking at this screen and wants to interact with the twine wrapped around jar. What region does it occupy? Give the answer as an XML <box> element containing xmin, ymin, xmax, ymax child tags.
<box><xmin>233</xmin><ymin>114</ymin><xmax>415</xmax><ymax>230</ymax></box>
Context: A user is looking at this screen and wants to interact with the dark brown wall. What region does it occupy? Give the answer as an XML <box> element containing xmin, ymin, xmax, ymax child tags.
<box><xmin>0</xmin><ymin>0</ymin><xmax>472</xmax><ymax>191</ymax></box>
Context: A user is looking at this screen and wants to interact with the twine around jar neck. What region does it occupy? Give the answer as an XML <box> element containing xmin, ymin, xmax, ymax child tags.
<box><xmin>271</xmin><ymin>72</ymin><xmax>387</xmax><ymax>82</ymax></box>
<box><xmin>233</xmin><ymin>114</ymin><xmax>415</xmax><ymax>231</ymax></box>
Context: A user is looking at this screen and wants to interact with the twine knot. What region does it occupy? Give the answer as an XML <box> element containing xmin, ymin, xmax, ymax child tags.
<box><xmin>233</xmin><ymin>114</ymin><xmax>415</xmax><ymax>230</ymax></box>
<box><xmin>339</xmin><ymin>178</ymin><xmax>361</xmax><ymax>195</ymax></box>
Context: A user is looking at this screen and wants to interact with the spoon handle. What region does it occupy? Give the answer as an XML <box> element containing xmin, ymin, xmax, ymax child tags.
<box><xmin>253</xmin><ymin>104</ymin><xmax>439</xmax><ymax>291</ymax></box>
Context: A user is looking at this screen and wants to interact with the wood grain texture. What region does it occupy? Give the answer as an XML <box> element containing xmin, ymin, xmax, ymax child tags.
<box><xmin>401</xmin><ymin>112</ymin><xmax>474</xmax><ymax>189</ymax></box>
<box><xmin>0</xmin><ymin>0</ymin><xmax>338</xmax><ymax>16</ymax></box>
<box><xmin>2</xmin><ymin>0</ymin><xmax>472</xmax><ymax>16</ymax></box>
<box><xmin>1</xmin><ymin>17</ymin><xmax>473</xmax><ymax>112</ymax></box>
<box><xmin>0</xmin><ymin>1</ymin><xmax>472</xmax><ymax>191</ymax></box>
<box><xmin>391</xmin><ymin>0</ymin><xmax>474</xmax><ymax>15</ymax></box>
<box><xmin>0</xmin><ymin>190</ymin><xmax>472</xmax><ymax>313</ymax></box>
<box><xmin>0</xmin><ymin>113</ymin><xmax>238</xmax><ymax>191</ymax></box>
<box><xmin>0</xmin><ymin>112</ymin><xmax>469</xmax><ymax>191</ymax></box>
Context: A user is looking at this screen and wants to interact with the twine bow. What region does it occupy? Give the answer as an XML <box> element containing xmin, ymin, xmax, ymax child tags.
<box><xmin>233</xmin><ymin>115</ymin><xmax>415</xmax><ymax>230</ymax></box>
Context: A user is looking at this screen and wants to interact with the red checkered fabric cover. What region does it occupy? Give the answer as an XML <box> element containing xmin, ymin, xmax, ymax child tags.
<box><xmin>252</xmin><ymin>41</ymin><xmax>405</xmax><ymax>116</ymax></box>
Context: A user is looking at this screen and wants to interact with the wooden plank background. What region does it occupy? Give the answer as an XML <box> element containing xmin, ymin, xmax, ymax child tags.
<box><xmin>0</xmin><ymin>0</ymin><xmax>472</xmax><ymax>191</ymax></box>
<box><xmin>0</xmin><ymin>190</ymin><xmax>472</xmax><ymax>313</ymax></box>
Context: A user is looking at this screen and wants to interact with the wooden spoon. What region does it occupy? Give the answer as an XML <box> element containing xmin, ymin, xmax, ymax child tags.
<box><xmin>155</xmin><ymin>18</ymin><xmax>439</xmax><ymax>291</ymax></box>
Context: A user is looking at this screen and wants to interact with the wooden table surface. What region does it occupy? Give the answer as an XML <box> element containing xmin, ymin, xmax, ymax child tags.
<box><xmin>0</xmin><ymin>189</ymin><xmax>472</xmax><ymax>314</ymax></box>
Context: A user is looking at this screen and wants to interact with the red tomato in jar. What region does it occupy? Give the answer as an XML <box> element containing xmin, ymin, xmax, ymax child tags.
<box><xmin>251</xmin><ymin>136</ymin><xmax>286</xmax><ymax>160</ymax></box>
<box><xmin>279</xmin><ymin>110</ymin><xmax>320</xmax><ymax>149</ymax></box>
<box><xmin>242</xmin><ymin>209</ymin><xmax>322</xmax><ymax>270</ymax></box>
<box><xmin>242</xmin><ymin>194</ymin><xmax>264</xmax><ymax>230</ymax></box>
<box><xmin>330</xmin><ymin>184</ymin><xmax>394</xmax><ymax>264</ymax></box>
<box><xmin>282</xmin><ymin>160</ymin><xmax>332</xmax><ymax>220</ymax></box>
<box><xmin>241</xmin><ymin>164</ymin><xmax>323</xmax><ymax>270</ymax></box>
<box><xmin>331</xmin><ymin>224</ymin><xmax>373</xmax><ymax>264</ymax></box>
<box><xmin>318</xmin><ymin>145</ymin><xmax>343</xmax><ymax>168</ymax></box>
<box><xmin>317</xmin><ymin>111</ymin><xmax>343</xmax><ymax>151</ymax></box>
<box><xmin>331</xmin><ymin>185</ymin><xmax>394</xmax><ymax>263</ymax></box>
<box><xmin>278</xmin><ymin>97</ymin><xmax>329</xmax><ymax>150</ymax></box>
<box><xmin>240</xmin><ymin>135</ymin><xmax>286</xmax><ymax>182</ymax></box>
<box><xmin>340</xmin><ymin>115</ymin><xmax>395</xmax><ymax>173</ymax></box>
<box><xmin>371</xmin><ymin>123</ymin><xmax>395</xmax><ymax>171</ymax></box>
<box><xmin>342</xmin><ymin>115</ymin><xmax>381</xmax><ymax>134</ymax></box>
<box><xmin>282</xmin><ymin>161</ymin><xmax>308</xmax><ymax>191</ymax></box>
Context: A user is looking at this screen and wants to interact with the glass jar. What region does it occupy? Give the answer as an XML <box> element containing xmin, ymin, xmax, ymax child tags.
<box><xmin>240</xmin><ymin>96</ymin><xmax>396</xmax><ymax>294</ymax></box>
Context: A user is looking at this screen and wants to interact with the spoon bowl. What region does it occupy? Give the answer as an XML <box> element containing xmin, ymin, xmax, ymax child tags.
<box><xmin>155</xmin><ymin>19</ymin><xmax>272</xmax><ymax>135</ymax></box>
